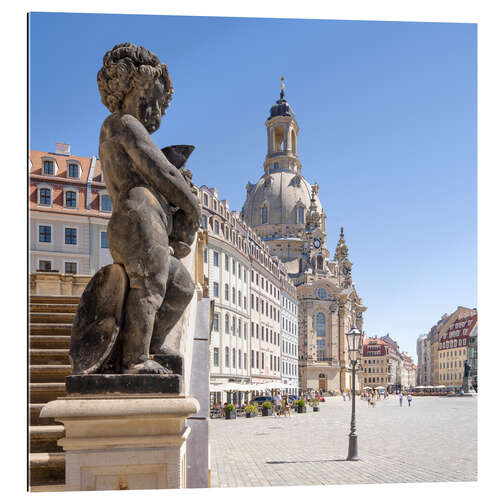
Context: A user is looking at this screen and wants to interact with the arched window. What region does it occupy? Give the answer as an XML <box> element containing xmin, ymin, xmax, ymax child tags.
<box><xmin>297</xmin><ymin>206</ymin><xmax>304</xmax><ymax>224</ymax></box>
<box><xmin>261</xmin><ymin>206</ymin><xmax>268</xmax><ymax>224</ymax></box>
<box><xmin>274</xmin><ymin>126</ymin><xmax>285</xmax><ymax>152</ymax></box>
<box><xmin>291</xmin><ymin>130</ymin><xmax>297</xmax><ymax>154</ymax></box>
<box><xmin>316</xmin><ymin>312</ymin><xmax>326</xmax><ymax>337</ymax></box>
<box><xmin>225</xmin><ymin>314</ymin><xmax>229</xmax><ymax>334</ymax></box>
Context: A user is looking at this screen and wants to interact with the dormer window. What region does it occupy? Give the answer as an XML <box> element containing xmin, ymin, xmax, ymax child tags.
<box><xmin>43</xmin><ymin>160</ymin><xmax>54</xmax><ymax>175</ymax></box>
<box><xmin>68</xmin><ymin>163</ymin><xmax>79</xmax><ymax>178</ymax></box>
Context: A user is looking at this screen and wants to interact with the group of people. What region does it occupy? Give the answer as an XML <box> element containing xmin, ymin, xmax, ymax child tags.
<box><xmin>272</xmin><ymin>391</ymin><xmax>292</xmax><ymax>417</ymax></box>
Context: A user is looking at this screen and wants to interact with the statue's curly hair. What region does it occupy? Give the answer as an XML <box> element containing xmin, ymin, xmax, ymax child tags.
<box><xmin>97</xmin><ymin>42</ymin><xmax>174</xmax><ymax>113</ymax></box>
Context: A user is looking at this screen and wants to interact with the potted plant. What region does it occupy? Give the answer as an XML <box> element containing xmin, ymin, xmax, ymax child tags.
<box><xmin>225</xmin><ymin>403</ymin><xmax>236</xmax><ymax>420</ymax></box>
<box><xmin>245</xmin><ymin>404</ymin><xmax>258</xmax><ymax>418</ymax></box>
<box><xmin>309</xmin><ymin>398</ymin><xmax>320</xmax><ymax>412</ymax></box>
<box><xmin>296</xmin><ymin>399</ymin><xmax>307</xmax><ymax>413</ymax></box>
<box><xmin>262</xmin><ymin>401</ymin><xmax>273</xmax><ymax>417</ymax></box>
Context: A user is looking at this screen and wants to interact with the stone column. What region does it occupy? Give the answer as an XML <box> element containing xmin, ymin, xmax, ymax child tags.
<box><xmin>41</xmin><ymin>395</ymin><xmax>199</xmax><ymax>491</ymax></box>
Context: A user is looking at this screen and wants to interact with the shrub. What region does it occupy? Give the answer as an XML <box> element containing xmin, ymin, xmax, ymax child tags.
<box><xmin>262</xmin><ymin>401</ymin><xmax>272</xmax><ymax>409</ymax></box>
<box><xmin>309</xmin><ymin>398</ymin><xmax>319</xmax><ymax>407</ymax></box>
<box><xmin>245</xmin><ymin>404</ymin><xmax>258</xmax><ymax>413</ymax></box>
<box><xmin>296</xmin><ymin>399</ymin><xmax>306</xmax><ymax>407</ymax></box>
<box><xmin>225</xmin><ymin>403</ymin><xmax>235</xmax><ymax>411</ymax></box>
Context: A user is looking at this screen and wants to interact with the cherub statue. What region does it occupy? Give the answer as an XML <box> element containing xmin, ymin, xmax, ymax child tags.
<box><xmin>69</xmin><ymin>43</ymin><xmax>201</xmax><ymax>377</ymax></box>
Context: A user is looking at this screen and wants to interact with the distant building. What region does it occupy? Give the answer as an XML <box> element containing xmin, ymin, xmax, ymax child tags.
<box><xmin>29</xmin><ymin>143</ymin><xmax>112</xmax><ymax>276</ymax></box>
<box><xmin>361</xmin><ymin>337</ymin><xmax>389</xmax><ymax>389</ymax></box>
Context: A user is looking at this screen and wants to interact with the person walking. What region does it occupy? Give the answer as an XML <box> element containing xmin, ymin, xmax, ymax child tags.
<box><xmin>342</xmin><ymin>391</ymin><xmax>346</xmax><ymax>402</ymax></box>
<box><xmin>399</xmin><ymin>393</ymin><xmax>403</xmax><ymax>407</ymax></box>
<box><xmin>273</xmin><ymin>391</ymin><xmax>282</xmax><ymax>417</ymax></box>
<box><xmin>407</xmin><ymin>394</ymin><xmax>412</xmax><ymax>407</ymax></box>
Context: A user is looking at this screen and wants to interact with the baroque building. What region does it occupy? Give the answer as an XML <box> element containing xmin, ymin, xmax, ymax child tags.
<box><xmin>241</xmin><ymin>81</ymin><xmax>367</xmax><ymax>393</ymax></box>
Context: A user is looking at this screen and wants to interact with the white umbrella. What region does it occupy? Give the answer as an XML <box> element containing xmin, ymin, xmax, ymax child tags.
<box><xmin>363</xmin><ymin>386</ymin><xmax>372</xmax><ymax>390</ymax></box>
<box><xmin>375</xmin><ymin>386</ymin><xmax>385</xmax><ymax>390</ymax></box>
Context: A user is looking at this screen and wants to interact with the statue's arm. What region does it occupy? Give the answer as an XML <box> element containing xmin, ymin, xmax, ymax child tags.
<box><xmin>114</xmin><ymin>114</ymin><xmax>200</xmax><ymax>224</ymax></box>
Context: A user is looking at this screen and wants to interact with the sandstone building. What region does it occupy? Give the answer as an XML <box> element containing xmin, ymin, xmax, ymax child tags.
<box><xmin>241</xmin><ymin>83</ymin><xmax>367</xmax><ymax>393</ymax></box>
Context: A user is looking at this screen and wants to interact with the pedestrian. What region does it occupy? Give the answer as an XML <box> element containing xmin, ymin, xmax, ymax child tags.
<box><xmin>367</xmin><ymin>394</ymin><xmax>371</xmax><ymax>406</ymax></box>
<box><xmin>407</xmin><ymin>394</ymin><xmax>412</xmax><ymax>407</ymax></box>
<box><xmin>399</xmin><ymin>393</ymin><xmax>403</xmax><ymax>407</ymax></box>
<box><xmin>273</xmin><ymin>391</ymin><xmax>282</xmax><ymax>416</ymax></box>
<box><xmin>342</xmin><ymin>391</ymin><xmax>346</xmax><ymax>402</ymax></box>
<box><xmin>348</xmin><ymin>391</ymin><xmax>351</xmax><ymax>401</ymax></box>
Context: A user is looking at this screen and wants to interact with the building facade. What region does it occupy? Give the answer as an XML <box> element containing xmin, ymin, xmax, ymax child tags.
<box><xmin>437</xmin><ymin>310</ymin><xmax>477</xmax><ymax>387</ymax></box>
<box><xmin>280</xmin><ymin>273</ymin><xmax>299</xmax><ymax>394</ymax></box>
<box><xmin>241</xmin><ymin>84</ymin><xmax>366</xmax><ymax>394</ymax></box>
<box><xmin>361</xmin><ymin>338</ymin><xmax>389</xmax><ymax>389</ymax></box>
<box><xmin>29</xmin><ymin>143</ymin><xmax>112</xmax><ymax>276</ymax></box>
<box><xmin>198</xmin><ymin>185</ymin><xmax>298</xmax><ymax>394</ymax></box>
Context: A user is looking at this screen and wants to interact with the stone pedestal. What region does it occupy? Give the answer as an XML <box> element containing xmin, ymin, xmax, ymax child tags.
<box><xmin>462</xmin><ymin>376</ymin><xmax>473</xmax><ymax>393</ymax></box>
<box><xmin>40</xmin><ymin>395</ymin><xmax>199</xmax><ymax>491</ymax></box>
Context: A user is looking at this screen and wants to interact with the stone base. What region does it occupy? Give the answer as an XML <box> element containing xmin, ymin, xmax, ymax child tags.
<box><xmin>40</xmin><ymin>394</ymin><xmax>199</xmax><ymax>491</ymax></box>
<box><xmin>66</xmin><ymin>374</ymin><xmax>182</xmax><ymax>395</ymax></box>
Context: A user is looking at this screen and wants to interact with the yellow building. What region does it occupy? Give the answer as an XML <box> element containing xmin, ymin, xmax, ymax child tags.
<box><xmin>361</xmin><ymin>338</ymin><xmax>389</xmax><ymax>389</ymax></box>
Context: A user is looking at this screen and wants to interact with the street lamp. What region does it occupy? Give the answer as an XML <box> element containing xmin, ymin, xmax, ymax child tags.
<box><xmin>345</xmin><ymin>326</ymin><xmax>363</xmax><ymax>461</ymax></box>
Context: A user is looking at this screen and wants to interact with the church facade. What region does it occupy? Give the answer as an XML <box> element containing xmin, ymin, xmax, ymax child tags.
<box><xmin>241</xmin><ymin>82</ymin><xmax>366</xmax><ymax>393</ymax></box>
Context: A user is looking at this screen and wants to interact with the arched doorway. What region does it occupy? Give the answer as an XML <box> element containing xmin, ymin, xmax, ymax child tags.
<box><xmin>318</xmin><ymin>373</ymin><xmax>327</xmax><ymax>392</ymax></box>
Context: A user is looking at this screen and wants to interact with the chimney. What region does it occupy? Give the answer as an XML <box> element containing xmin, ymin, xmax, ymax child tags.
<box><xmin>56</xmin><ymin>142</ymin><xmax>71</xmax><ymax>156</ymax></box>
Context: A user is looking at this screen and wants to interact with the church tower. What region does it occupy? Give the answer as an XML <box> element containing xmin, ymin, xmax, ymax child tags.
<box><xmin>241</xmin><ymin>81</ymin><xmax>366</xmax><ymax>394</ymax></box>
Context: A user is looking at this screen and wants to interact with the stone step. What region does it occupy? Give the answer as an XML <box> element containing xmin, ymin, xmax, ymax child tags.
<box><xmin>30</xmin><ymin>303</ymin><xmax>78</xmax><ymax>313</ymax></box>
<box><xmin>30</xmin><ymin>425</ymin><xmax>65</xmax><ymax>453</ymax></box>
<box><xmin>30</xmin><ymin>312</ymin><xmax>75</xmax><ymax>324</ymax></box>
<box><xmin>29</xmin><ymin>324</ymin><xmax>72</xmax><ymax>336</ymax></box>
<box><xmin>30</xmin><ymin>295</ymin><xmax>80</xmax><ymax>304</ymax></box>
<box><xmin>29</xmin><ymin>382</ymin><xmax>67</xmax><ymax>404</ymax></box>
<box><xmin>30</xmin><ymin>403</ymin><xmax>57</xmax><ymax>426</ymax></box>
<box><xmin>30</xmin><ymin>335</ymin><xmax>71</xmax><ymax>350</ymax></box>
<box><xmin>30</xmin><ymin>349</ymin><xmax>70</xmax><ymax>366</ymax></box>
<box><xmin>30</xmin><ymin>364</ymin><xmax>72</xmax><ymax>383</ymax></box>
<box><xmin>29</xmin><ymin>452</ymin><xmax>65</xmax><ymax>487</ymax></box>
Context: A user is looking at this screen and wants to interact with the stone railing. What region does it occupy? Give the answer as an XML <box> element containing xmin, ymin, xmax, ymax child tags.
<box><xmin>30</xmin><ymin>272</ymin><xmax>91</xmax><ymax>296</ymax></box>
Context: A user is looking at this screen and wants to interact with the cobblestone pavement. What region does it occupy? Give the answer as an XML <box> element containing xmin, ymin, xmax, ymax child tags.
<box><xmin>209</xmin><ymin>395</ymin><xmax>477</xmax><ymax>488</ymax></box>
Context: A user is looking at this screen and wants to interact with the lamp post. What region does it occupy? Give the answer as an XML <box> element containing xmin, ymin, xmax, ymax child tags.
<box><xmin>345</xmin><ymin>326</ymin><xmax>363</xmax><ymax>461</ymax></box>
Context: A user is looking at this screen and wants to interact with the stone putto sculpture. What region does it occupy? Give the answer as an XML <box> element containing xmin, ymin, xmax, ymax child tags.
<box><xmin>69</xmin><ymin>43</ymin><xmax>201</xmax><ymax>379</ymax></box>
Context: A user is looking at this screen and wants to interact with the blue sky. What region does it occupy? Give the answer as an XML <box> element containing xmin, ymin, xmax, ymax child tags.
<box><xmin>29</xmin><ymin>13</ymin><xmax>477</xmax><ymax>358</ymax></box>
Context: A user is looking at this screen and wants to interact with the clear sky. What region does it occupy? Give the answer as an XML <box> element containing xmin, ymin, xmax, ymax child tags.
<box><xmin>29</xmin><ymin>12</ymin><xmax>477</xmax><ymax>359</ymax></box>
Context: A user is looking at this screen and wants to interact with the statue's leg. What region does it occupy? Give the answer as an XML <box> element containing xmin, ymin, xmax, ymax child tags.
<box><xmin>119</xmin><ymin>247</ymin><xmax>171</xmax><ymax>375</ymax></box>
<box><xmin>150</xmin><ymin>256</ymin><xmax>195</xmax><ymax>355</ymax></box>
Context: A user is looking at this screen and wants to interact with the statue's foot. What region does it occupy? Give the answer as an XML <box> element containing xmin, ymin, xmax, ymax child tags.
<box><xmin>123</xmin><ymin>359</ymin><xmax>172</xmax><ymax>375</ymax></box>
<box><xmin>150</xmin><ymin>346</ymin><xmax>183</xmax><ymax>375</ymax></box>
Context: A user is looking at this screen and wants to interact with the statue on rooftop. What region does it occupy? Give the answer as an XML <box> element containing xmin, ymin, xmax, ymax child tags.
<box><xmin>69</xmin><ymin>43</ymin><xmax>201</xmax><ymax>377</ymax></box>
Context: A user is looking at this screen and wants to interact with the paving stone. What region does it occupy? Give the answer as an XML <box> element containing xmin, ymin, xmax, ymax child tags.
<box><xmin>209</xmin><ymin>395</ymin><xmax>477</xmax><ymax>487</ymax></box>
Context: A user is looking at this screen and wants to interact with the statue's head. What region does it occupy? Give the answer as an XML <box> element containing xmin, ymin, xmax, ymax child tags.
<box><xmin>97</xmin><ymin>43</ymin><xmax>173</xmax><ymax>133</ymax></box>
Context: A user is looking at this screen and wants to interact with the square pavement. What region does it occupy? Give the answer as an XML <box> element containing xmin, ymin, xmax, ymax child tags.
<box><xmin>209</xmin><ymin>395</ymin><xmax>477</xmax><ymax>487</ymax></box>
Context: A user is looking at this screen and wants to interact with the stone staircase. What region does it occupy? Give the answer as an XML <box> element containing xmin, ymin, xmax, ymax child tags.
<box><xmin>29</xmin><ymin>295</ymin><xmax>79</xmax><ymax>490</ymax></box>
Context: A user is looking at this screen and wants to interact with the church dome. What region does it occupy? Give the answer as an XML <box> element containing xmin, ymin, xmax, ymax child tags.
<box><xmin>268</xmin><ymin>94</ymin><xmax>294</xmax><ymax>120</ymax></box>
<box><xmin>242</xmin><ymin>170</ymin><xmax>322</xmax><ymax>228</ymax></box>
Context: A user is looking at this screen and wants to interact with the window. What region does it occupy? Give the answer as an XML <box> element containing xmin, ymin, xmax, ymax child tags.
<box><xmin>316</xmin><ymin>312</ymin><xmax>326</xmax><ymax>337</ymax></box>
<box><xmin>232</xmin><ymin>287</ymin><xmax>236</xmax><ymax>304</ymax></box>
<box><xmin>213</xmin><ymin>251</ymin><xmax>219</xmax><ymax>267</ymax></box>
<box><xmin>214</xmin><ymin>220</ymin><xmax>219</xmax><ymax>235</ymax></box>
<box><xmin>101</xmin><ymin>194</ymin><xmax>112</xmax><ymax>212</ymax></box>
<box><xmin>225</xmin><ymin>314</ymin><xmax>229</xmax><ymax>334</ymax></box>
<box><xmin>213</xmin><ymin>312</ymin><xmax>219</xmax><ymax>332</ymax></box>
<box><xmin>203</xmin><ymin>248</ymin><xmax>207</xmax><ymax>263</ymax></box>
<box><xmin>238</xmin><ymin>319</ymin><xmax>242</xmax><ymax>337</ymax></box>
<box><xmin>262</xmin><ymin>352</ymin><xmax>265</xmax><ymax>368</ymax></box>
<box><xmin>232</xmin><ymin>260</ymin><xmax>236</xmax><ymax>275</ymax></box>
<box><xmin>65</xmin><ymin>262</ymin><xmax>77</xmax><ymax>274</ymax></box>
<box><xmin>297</xmin><ymin>206</ymin><xmax>305</xmax><ymax>224</ymax></box>
<box><xmin>65</xmin><ymin>190</ymin><xmax>77</xmax><ymax>208</ymax></box>
<box><xmin>225</xmin><ymin>284</ymin><xmax>229</xmax><ymax>301</ymax></box>
<box><xmin>68</xmin><ymin>163</ymin><xmax>79</xmax><ymax>178</ymax></box>
<box><xmin>43</xmin><ymin>160</ymin><xmax>54</xmax><ymax>175</ymax></box>
<box><xmin>238</xmin><ymin>291</ymin><xmax>241</xmax><ymax>307</ymax></box>
<box><xmin>261</xmin><ymin>206</ymin><xmax>268</xmax><ymax>224</ymax></box>
<box><xmin>238</xmin><ymin>350</ymin><xmax>242</xmax><ymax>369</ymax></box>
<box><xmin>225</xmin><ymin>347</ymin><xmax>230</xmax><ymax>367</ymax></box>
<box><xmin>101</xmin><ymin>232</ymin><xmax>109</xmax><ymax>248</ymax></box>
<box><xmin>244</xmin><ymin>353</ymin><xmax>247</xmax><ymax>369</ymax></box>
<box><xmin>213</xmin><ymin>282</ymin><xmax>220</xmax><ymax>298</ymax></box>
<box><xmin>317</xmin><ymin>288</ymin><xmax>327</xmax><ymax>299</ymax></box>
<box><xmin>39</xmin><ymin>188</ymin><xmax>51</xmax><ymax>205</ymax></box>
<box><xmin>213</xmin><ymin>347</ymin><xmax>219</xmax><ymax>367</ymax></box>
<box><xmin>38</xmin><ymin>260</ymin><xmax>52</xmax><ymax>271</ymax></box>
<box><xmin>225</xmin><ymin>254</ymin><xmax>229</xmax><ymax>270</ymax></box>
<box><xmin>39</xmin><ymin>225</ymin><xmax>51</xmax><ymax>243</ymax></box>
<box><xmin>232</xmin><ymin>317</ymin><xmax>236</xmax><ymax>336</ymax></box>
<box><xmin>232</xmin><ymin>348</ymin><xmax>236</xmax><ymax>368</ymax></box>
<box><xmin>244</xmin><ymin>322</ymin><xmax>247</xmax><ymax>339</ymax></box>
<box><xmin>251</xmin><ymin>322</ymin><xmax>254</xmax><ymax>337</ymax></box>
<box><xmin>65</xmin><ymin>228</ymin><xmax>77</xmax><ymax>245</ymax></box>
<box><xmin>203</xmin><ymin>193</ymin><xmax>209</xmax><ymax>206</ymax></box>
<box><xmin>251</xmin><ymin>350</ymin><xmax>255</xmax><ymax>368</ymax></box>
